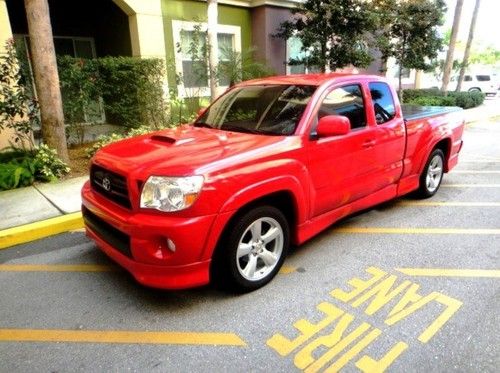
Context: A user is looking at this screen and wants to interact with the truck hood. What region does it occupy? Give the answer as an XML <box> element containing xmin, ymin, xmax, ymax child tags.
<box><xmin>92</xmin><ymin>125</ymin><xmax>293</xmax><ymax>178</ymax></box>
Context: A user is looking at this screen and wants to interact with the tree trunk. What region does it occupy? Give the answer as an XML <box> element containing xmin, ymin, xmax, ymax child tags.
<box><xmin>457</xmin><ymin>0</ymin><xmax>481</xmax><ymax>92</ymax></box>
<box><xmin>24</xmin><ymin>0</ymin><xmax>68</xmax><ymax>163</ymax></box>
<box><xmin>207</xmin><ymin>0</ymin><xmax>218</xmax><ymax>102</ymax></box>
<box><xmin>441</xmin><ymin>0</ymin><xmax>464</xmax><ymax>94</ymax></box>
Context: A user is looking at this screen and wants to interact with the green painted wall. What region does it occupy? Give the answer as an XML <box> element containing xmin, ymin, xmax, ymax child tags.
<box><xmin>161</xmin><ymin>0</ymin><xmax>252</xmax><ymax>88</ymax></box>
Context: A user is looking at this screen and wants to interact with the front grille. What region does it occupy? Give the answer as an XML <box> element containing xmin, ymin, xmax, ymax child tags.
<box><xmin>82</xmin><ymin>206</ymin><xmax>132</xmax><ymax>258</ymax></box>
<box><xmin>90</xmin><ymin>164</ymin><xmax>131</xmax><ymax>209</ymax></box>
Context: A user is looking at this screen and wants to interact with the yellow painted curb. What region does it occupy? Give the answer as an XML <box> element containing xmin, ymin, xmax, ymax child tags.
<box><xmin>0</xmin><ymin>212</ymin><xmax>84</xmax><ymax>250</ymax></box>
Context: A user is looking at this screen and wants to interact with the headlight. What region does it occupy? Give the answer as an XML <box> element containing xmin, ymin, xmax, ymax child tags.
<box><xmin>140</xmin><ymin>176</ymin><xmax>204</xmax><ymax>212</ymax></box>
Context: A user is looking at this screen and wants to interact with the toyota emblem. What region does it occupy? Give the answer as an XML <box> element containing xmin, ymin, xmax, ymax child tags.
<box><xmin>102</xmin><ymin>177</ymin><xmax>111</xmax><ymax>192</ymax></box>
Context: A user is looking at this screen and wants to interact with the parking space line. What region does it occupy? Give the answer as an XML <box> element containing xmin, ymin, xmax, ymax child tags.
<box><xmin>333</xmin><ymin>227</ymin><xmax>500</xmax><ymax>235</ymax></box>
<box><xmin>0</xmin><ymin>264</ymin><xmax>117</xmax><ymax>272</ymax></box>
<box><xmin>279</xmin><ymin>265</ymin><xmax>296</xmax><ymax>274</ymax></box>
<box><xmin>441</xmin><ymin>184</ymin><xmax>500</xmax><ymax>188</ymax></box>
<box><xmin>398</xmin><ymin>201</ymin><xmax>500</xmax><ymax>207</ymax></box>
<box><xmin>0</xmin><ymin>328</ymin><xmax>246</xmax><ymax>346</ymax></box>
<box><xmin>452</xmin><ymin>170</ymin><xmax>500</xmax><ymax>174</ymax></box>
<box><xmin>396</xmin><ymin>268</ymin><xmax>500</xmax><ymax>278</ymax></box>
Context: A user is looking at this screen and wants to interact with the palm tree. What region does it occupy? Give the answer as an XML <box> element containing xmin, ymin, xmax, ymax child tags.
<box><xmin>24</xmin><ymin>0</ymin><xmax>69</xmax><ymax>162</ymax></box>
<box><xmin>441</xmin><ymin>0</ymin><xmax>464</xmax><ymax>93</ymax></box>
<box><xmin>456</xmin><ymin>0</ymin><xmax>481</xmax><ymax>92</ymax></box>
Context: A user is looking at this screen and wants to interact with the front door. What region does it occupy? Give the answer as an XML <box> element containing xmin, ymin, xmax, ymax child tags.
<box><xmin>307</xmin><ymin>84</ymin><xmax>380</xmax><ymax>217</ymax></box>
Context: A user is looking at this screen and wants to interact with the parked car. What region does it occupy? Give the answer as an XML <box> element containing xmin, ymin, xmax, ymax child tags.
<box><xmin>450</xmin><ymin>73</ymin><xmax>498</xmax><ymax>95</ymax></box>
<box><xmin>82</xmin><ymin>74</ymin><xmax>465</xmax><ymax>292</ymax></box>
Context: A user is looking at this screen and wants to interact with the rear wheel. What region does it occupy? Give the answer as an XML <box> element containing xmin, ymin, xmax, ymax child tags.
<box><xmin>468</xmin><ymin>87</ymin><xmax>481</xmax><ymax>93</ymax></box>
<box><xmin>416</xmin><ymin>149</ymin><xmax>445</xmax><ymax>198</ymax></box>
<box><xmin>212</xmin><ymin>206</ymin><xmax>289</xmax><ymax>292</ymax></box>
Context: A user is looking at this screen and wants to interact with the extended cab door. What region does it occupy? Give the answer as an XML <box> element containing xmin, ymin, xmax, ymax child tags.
<box><xmin>367</xmin><ymin>81</ymin><xmax>406</xmax><ymax>192</ymax></box>
<box><xmin>307</xmin><ymin>83</ymin><xmax>381</xmax><ymax>217</ymax></box>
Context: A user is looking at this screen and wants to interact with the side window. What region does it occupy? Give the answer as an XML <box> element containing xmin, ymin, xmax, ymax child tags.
<box><xmin>476</xmin><ymin>75</ymin><xmax>491</xmax><ymax>82</ymax></box>
<box><xmin>369</xmin><ymin>82</ymin><xmax>396</xmax><ymax>125</ymax></box>
<box><xmin>318</xmin><ymin>85</ymin><xmax>366</xmax><ymax>130</ymax></box>
<box><xmin>464</xmin><ymin>75</ymin><xmax>472</xmax><ymax>82</ymax></box>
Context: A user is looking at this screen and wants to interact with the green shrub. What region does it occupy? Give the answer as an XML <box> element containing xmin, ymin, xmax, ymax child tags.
<box><xmin>403</xmin><ymin>89</ymin><xmax>485</xmax><ymax>109</ymax></box>
<box><xmin>85</xmin><ymin>124</ymin><xmax>166</xmax><ymax>158</ymax></box>
<box><xmin>57</xmin><ymin>56</ymin><xmax>168</xmax><ymax>130</ymax></box>
<box><xmin>0</xmin><ymin>145</ymin><xmax>70</xmax><ymax>191</ymax></box>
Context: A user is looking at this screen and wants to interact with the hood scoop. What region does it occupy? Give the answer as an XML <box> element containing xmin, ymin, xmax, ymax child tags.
<box><xmin>150</xmin><ymin>135</ymin><xmax>176</xmax><ymax>144</ymax></box>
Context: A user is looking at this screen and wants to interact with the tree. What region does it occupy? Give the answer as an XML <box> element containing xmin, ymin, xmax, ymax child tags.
<box><xmin>207</xmin><ymin>0</ymin><xmax>218</xmax><ymax>101</ymax></box>
<box><xmin>375</xmin><ymin>0</ymin><xmax>446</xmax><ymax>99</ymax></box>
<box><xmin>24</xmin><ymin>0</ymin><xmax>69</xmax><ymax>162</ymax></box>
<box><xmin>457</xmin><ymin>0</ymin><xmax>481</xmax><ymax>92</ymax></box>
<box><xmin>276</xmin><ymin>0</ymin><xmax>377</xmax><ymax>73</ymax></box>
<box><xmin>441</xmin><ymin>0</ymin><xmax>464</xmax><ymax>93</ymax></box>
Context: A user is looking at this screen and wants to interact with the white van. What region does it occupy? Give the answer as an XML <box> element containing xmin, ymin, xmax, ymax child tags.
<box><xmin>450</xmin><ymin>74</ymin><xmax>499</xmax><ymax>96</ymax></box>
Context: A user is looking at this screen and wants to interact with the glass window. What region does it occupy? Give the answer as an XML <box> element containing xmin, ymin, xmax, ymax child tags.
<box><xmin>369</xmin><ymin>82</ymin><xmax>396</xmax><ymax>125</ymax></box>
<box><xmin>476</xmin><ymin>75</ymin><xmax>491</xmax><ymax>82</ymax></box>
<box><xmin>217</xmin><ymin>33</ymin><xmax>234</xmax><ymax>87</ymax></box>
<box><xmin>464</xmin><ymin>75</ymin><xmax>472</xmax><ymax>82</ymax></box>
<box><xmin>196</xmin><ymin>85</ymin><xmax>317</xmax><ymax>135</ymax></box>
<box><xmin>318</xmin><ymin>85</ymin><xmax>366</xmax><ymax>130</ymax></box>
<box><xmin>180</xmin><ymin>30</ymin><xmax>208</xmax><ymax>88</ymax></box>
<box><xmin>287</xmin><ymin>36</ymin><xmax>306</xmax><ymax>74</ymax></box>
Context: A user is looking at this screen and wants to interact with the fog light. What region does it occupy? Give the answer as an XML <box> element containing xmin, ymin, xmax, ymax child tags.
<box><xmin>166</xmin><ymin>238</ymin><xmax>176</xmax><ymax>252</ymax></box>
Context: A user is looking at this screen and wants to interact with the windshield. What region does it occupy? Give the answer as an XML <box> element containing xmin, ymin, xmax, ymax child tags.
<box><xmin>194</xmin><ymin>85</ymin><xmax>317</xmax><ymax>135</ymax></box>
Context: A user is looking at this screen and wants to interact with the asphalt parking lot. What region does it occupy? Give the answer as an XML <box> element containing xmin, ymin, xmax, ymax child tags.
<box><xmin>1</xmin><ymin>119</ymin><xmax>499</xmax><ymax>372</ymax></box>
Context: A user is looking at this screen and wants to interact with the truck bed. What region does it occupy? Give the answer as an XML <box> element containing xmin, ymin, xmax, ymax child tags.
<box><xmin>401</xmin><ymin>105</ymin><xmax>462</xmax><ymax>121</ymax></box>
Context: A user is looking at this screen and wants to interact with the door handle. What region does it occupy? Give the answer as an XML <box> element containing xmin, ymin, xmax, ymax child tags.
<box><xmin>362</xmin><ymin>139</ymin><xmax>376</xmax><ymax>148</ymax></box>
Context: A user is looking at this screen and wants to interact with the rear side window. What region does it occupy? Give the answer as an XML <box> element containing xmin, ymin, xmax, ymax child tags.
<box><xmin>318</xmin><ymin>85</ymin><xmax>366</xmax><ymax>130</ymax></box>
<box><xmin>464</xmin><ymin>75</ymin><xmax>472</xmax><ymax>81</ymax></box>
<box><xmin>476</xmin><ymin>75</ymin><xmax>491</xmax><ymax>81</ymax></box>
<box><xmin>369</xmin><ymin>82</ymin><xmax>396</xmax><ymax>124</ymax></box>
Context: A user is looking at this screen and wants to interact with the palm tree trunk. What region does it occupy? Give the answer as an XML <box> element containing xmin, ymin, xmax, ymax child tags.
<box><xmin>24</xmin><ymin>0</ymin><xmax>68</xmax><ymax>162</ymax></box>
<box><xmin>441</xmin><ymin>0</ymin><xmax>464</xmax><ymax>94</ymax></box>
<box><xmin>457</xmin><ymin>0</ymin><xmax>481</xmax><ymax>92</ymax></box>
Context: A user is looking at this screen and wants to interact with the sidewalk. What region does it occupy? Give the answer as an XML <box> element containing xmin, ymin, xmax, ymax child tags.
<box><xmin>1</xmin><ymin>98</ymin><xmax>499</xmax><ymax>249</ymax></box>
<box><xmin>0</xmin><ymin>176</ymin><xmax>87</xmax><ymax>249</ymax></box>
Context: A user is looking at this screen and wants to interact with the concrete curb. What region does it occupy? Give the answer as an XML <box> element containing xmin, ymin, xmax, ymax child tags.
<box><xmin>0</xmin><ymin>212</ymin><xmax>83</xmax><ymax>250</ymax></box>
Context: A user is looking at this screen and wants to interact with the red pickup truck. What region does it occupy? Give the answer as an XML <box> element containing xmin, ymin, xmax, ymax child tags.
<box><xmin>81</xmin><ymin>74</ymin><xmax>464</xmax><ymax>292</ymax></box>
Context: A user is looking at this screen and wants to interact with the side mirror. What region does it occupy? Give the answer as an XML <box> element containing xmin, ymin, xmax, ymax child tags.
<box><xmin>316</xmin><ymin>115</ymin><xmax>351</xmax><ymax>137</ymax></box>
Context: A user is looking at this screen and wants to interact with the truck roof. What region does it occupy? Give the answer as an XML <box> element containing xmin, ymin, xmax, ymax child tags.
<box><xmin>237</xmin><ymin>73</ymin><xmax>383</xmax><ymax>87</ymax></box>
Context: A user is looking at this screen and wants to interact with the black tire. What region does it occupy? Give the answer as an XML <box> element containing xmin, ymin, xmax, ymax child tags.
<box><xmin>468</xmin><ymin>87</ymin><xmax>481</xmax><ymax>93</ymax></box>
<box><xmin>211</xmin><ymin>205</ymin><xmax>289</xmax><ymax>293</ymax></box>
<box><xmin>416</xmin><ymin>149</ymin><xmax>445</xmax><ymax>198</ymax></box>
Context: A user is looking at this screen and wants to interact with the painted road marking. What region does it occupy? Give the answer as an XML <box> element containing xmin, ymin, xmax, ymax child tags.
<box><xmin>333</xmin><ymin>227</ymin><xmax>500</xmax><ymax>235</ymax></box>
<box><xmin>452</xmin><ymin>170</ymin><xmax>500</xmax><ymax>174</ymax></box>
<box><xmin>0</xmin><ymin>328</ymin><xmax>246</xmax><ymax>346</ymax></box>
<box><xmin>460</xmin><ymin>160</ymin><xmax>500</xmax><ymax>163</ymax></box>
<box><xmin>396</xmin><ymin>268</ymin><xmax>500</xmax><ymax>278</ymax></box>
<box><xmin>398</xmin><ymin>201</ymin><xmax>500</xmax><ymax>207</ymax></box>
<box><xmin>267</xmin><ymin>267</ymin><xmax>462</xmax><ymax>372</ymax></box>
<box><xmin>280</xmin><ymin>265</ymin><xmax>297</xmax><ymax>274</ymax></box>
<box><xmin>0</xmin><ymin>264</ymin><xmax>118</xmax><ymax>272</ymax></box>
<box><xmin>441</xmin><ymin>184</ymin><xmax>500</xmax><ymax>188</ymax></box>
<box><xmin>0</xmin><ymin>213</ymin><xmax>83</xmax><ymax>250</ymax></box>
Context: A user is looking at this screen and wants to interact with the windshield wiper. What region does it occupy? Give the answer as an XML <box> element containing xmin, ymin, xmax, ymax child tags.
<box><xmin>221</xmin><ymin>124</ymin><xmax>271</xmax><ymax>135</ymax></box>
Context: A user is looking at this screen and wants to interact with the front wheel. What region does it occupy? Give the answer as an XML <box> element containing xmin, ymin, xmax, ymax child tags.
<box><xmin>416</xmin><ymin>149</ymin><xmax>445</xmax><ymax>198</ymax></box>
<box><xmin>212</xmin><ymin>206</ymin><xmax>289</xmax><ymax>292</ymax></box>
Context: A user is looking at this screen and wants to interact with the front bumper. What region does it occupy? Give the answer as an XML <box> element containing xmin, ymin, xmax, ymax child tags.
<box><xmin>81</xmin><ymin>181</ymin><xmax>216</xmax><ymax>289</ymax></box>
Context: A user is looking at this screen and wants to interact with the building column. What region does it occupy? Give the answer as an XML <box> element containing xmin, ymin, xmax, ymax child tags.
<box><xmin>112</xmin><ymin>0</ymin><xmax>167</xmax><ymax>60</ymax></box>
<box><xmin>0</xmin><ymin>0</ymin><xmax>21</xmax><ymax>149</ymax></box>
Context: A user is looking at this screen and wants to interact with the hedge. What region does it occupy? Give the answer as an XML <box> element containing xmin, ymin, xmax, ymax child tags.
<box><xmin>57</xmin><ymin>56</ymin><xmax>168</xmax><ymax>129</ymax></box>
<box><xmin>403</xmin><ymin>89</ymin><xmax>485</xmax><ymax>109</ymax></box>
